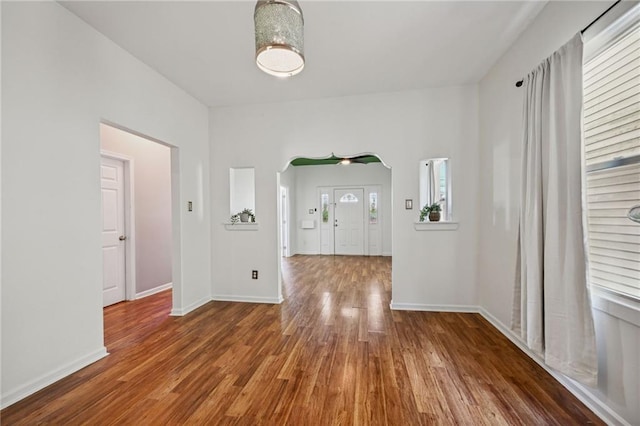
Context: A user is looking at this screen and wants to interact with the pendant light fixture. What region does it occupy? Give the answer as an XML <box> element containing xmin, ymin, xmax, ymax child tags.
<box><xmin>254</xmin><ymin>0</ymin><xmax>305</xmax><ymax>77</ymax></box>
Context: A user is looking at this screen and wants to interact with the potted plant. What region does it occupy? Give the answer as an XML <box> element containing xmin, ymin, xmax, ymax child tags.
<box><xmin>239</xmin><ymin>208</ymin><xmax>255</xmax><ymax>223</ymax></box>
<box><xmin>419</xmin><ymin>202</ymin><xmax>442</xmax><ymax>222</ymax></box>
<box><xmin>230</xmin><ymin>208</ymin><xmax>256</xmax><ymax>224</ymax></box>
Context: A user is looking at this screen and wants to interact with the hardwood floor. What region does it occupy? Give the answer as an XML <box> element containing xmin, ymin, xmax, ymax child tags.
<box><xmin>2</xmin><ymin>255</ymin><xmax>602</xmax><ymax>425</ymax></box>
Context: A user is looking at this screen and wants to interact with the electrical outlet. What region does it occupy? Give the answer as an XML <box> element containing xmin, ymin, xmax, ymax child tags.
<box><xmin>252</xmin><ymin>270</ymin><xmax>258</xmax><ymax>279</ymax></box>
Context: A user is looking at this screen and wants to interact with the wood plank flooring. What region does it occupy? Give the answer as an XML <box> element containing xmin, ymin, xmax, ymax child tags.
<box><xmin>1</xmin><ymin>255</ymin><xmax>603</xmax><ymax>425</ymax></box>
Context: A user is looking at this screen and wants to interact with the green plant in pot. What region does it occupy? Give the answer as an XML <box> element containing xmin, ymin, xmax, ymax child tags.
<box><xmin>239</xmin><ymin>208</ymin><xmax>255</xmax><ymax>223</ymax></box>
<box><xmin>419</xmin><ymin>202</ymin><xmax>442</xmax><ymax>222</ymax></box>
<box><xmin>230</xmin><ymin>208</ymin><xmax>256</xmax><ymax>224</ymax></box>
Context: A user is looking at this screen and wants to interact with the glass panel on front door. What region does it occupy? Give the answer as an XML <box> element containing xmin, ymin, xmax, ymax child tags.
<box><xmin>321</xmin><ymin>193</ymin><xmax>329</xmax><ymax>223</ymax></box>
<box><xmin>339</xmin><ymin>193</ymin><xmax>358</xmax><ymax>203</ymax></box>
<box><xmin>369</xmin><ymin>192</ymin><xmax>378</xmax><ymax>224</ymax></box>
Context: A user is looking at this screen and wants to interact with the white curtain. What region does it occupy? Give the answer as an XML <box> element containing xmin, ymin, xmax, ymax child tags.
<box><xmin>512</xmin><ymin>33</ymin><xmax>597</xmax><ymax>386</ymax></box>
<box><xmin>427</xmin><ymin>159</ymin><xmax>442</xmax><ymax>206</ymax></box>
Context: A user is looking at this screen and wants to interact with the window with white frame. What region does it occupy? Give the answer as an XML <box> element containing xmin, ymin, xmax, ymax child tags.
<box><xmin>419</xmin><ymin>158</ymin><xmax>451</xmax><ymax>221</ymax></box>
<box><xmin>369</xmin><ymin>192</ymin><xmax>378</xmax><ymax>224</ymax></box>
<box><xmin>584</xmin><ymin>5</ymin><xmax>640</xmax><ymax>300</ymax></box>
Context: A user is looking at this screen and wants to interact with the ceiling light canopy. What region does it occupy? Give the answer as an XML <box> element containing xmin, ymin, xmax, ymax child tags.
<box><xmin>254</xmin><ymin>0</ymin><xmax>305</xmax><ymax>77</ymax></box>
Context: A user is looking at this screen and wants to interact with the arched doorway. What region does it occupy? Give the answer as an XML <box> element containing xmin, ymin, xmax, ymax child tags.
<box><xmin>276</xmin><ymin>153</ymin><xmax>392</xmax><ymax>302</ymax></box>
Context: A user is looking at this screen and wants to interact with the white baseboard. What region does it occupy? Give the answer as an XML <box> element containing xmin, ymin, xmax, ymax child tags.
<box><xmin>478</xmin><ymin>308</ymin><xmax>630</xmax><ymax>426</ymax></box>
<box><xmin>135</xmin><ymin>282</ymin><xmax>172</xmax><ymax>300</ymax></box>
<box><xmin>390</xmin><ymin>301</ymin><xmax>479</xmax><ymax>313</ymax></box>
<box><xmin>170</xmin><ymin>295</ymin><xmax>211</xmax><ymax>316</ymax></box>
<box><xmin>0</xmin><ymin>346</ymin><xmax>108</xmax><ymax>409</ymax></box>
<box><xmin>212</xmin><ymin>294</ymin><xmax>283</xmax><ymax>304</ymax></box>
<box><xmin>295</xmin><ymin>250</ymin><xmax>319</xmax><ymax>255</ymax></box>
<box><xmin>388</xmin><ymin>302</ymin><xmax>628</xmax><ymax>425</ymax></box>
<box><xmin>382</xmin><ymin>251</ymin><xmax>392</xmax><ymax>256</ymax></box>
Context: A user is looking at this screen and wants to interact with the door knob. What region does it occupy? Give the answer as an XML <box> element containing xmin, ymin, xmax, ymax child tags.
<box><xmin>119</xmin><ymin>235</ymin><xmax>127</xmax><ymax>241</ymax></box>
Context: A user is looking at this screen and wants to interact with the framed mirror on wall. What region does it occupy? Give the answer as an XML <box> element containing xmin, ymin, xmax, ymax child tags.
<box><xmin>419</xmin><ymin>158</ymin><xmax>451</xmax><ymax>221</ymax></box>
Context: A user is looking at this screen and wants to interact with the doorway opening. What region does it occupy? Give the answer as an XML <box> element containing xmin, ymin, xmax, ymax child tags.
<box><xmin>317</xmin><ymin>186</ymin><xmax>384</xmax><ymax>256</ymax></box>
<box><xmin>277</xmin><ymin>153</ymin><xmax>392</xmax><ymax>301</ymax></box>
<box><xmin>99</xmin><ymin>122</ymin><xmax>178</xmax><ymax>344</ymax></box>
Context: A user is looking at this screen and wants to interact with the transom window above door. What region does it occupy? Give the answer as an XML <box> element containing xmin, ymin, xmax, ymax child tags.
<box><xmin>339</xmin><ymin>193</ymin><xmax>359</xmax><ymax>203</ymax></box>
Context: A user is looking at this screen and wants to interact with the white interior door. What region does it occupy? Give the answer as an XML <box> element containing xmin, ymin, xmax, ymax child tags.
<box><xmin>101</xmin><ymin>157</ymin><xmax>126</xmax><ymax>307</ymax></box>
<box><xmin>334</xmin><ymin>188</ymin><xmax>364</xmax><ymax>255</ymax></box>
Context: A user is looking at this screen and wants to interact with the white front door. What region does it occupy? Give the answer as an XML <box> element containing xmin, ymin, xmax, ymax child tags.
<box><xmin>334</xmin><ymin>188</ymin><xmax>364</xmax><ymax>255</ymax></box>
<box><xmin>101</xmin><ymin>157</ymin><xmax>126</xmax><ymax>307</ymax></box>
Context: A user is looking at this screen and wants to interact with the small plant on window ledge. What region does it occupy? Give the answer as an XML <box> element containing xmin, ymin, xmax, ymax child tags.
<box><xmin>230</xmin><ymin>208</ymin><xmax>256</xmax><ymax>224</ymax></box>
<box><xmin>419</xmin><ymin>202</ymin><xmax>442</xmax><ymax>222</ymax></box>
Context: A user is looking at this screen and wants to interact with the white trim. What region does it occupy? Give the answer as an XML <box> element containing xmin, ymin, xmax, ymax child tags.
<box><xmin>280</xmin><ymin>186</ymin><xmax>291</xmax><ymax>258</ymax></box>
<box><xmin>479</xmin><ymin>308</ymin><xmax>631</xmax><ymax>426</ymax></box>
<box><xmin>0</xmin><ymin>347</ymin><xmax>108</xmax><ymax>409</ymax></box>
<box><xmin>388</xmin><ymin>301</ymin><xmax>629</xmax><ymax>425</ymax></box>
<box><xmin>382</xmin><ymin>251</ymin><xmax>392</xmax><ymax>257</ymax></box>
<box><xmin>419</xmin><ymin>157</ymin><xmax>453</xmax><ymax>221</ymax></box>
<box><xmin>169</xmin><ymin>295</ymin><xmax>210</xmax><ymax>316</ymax></box>
<box><xmin>414</xmin><ymin>222</ymin><xmax>459</xmax><ymax>231</ymax></box>
<box><xmin>101</xmin><ymin>150</ymin><xmax>136</xmax><ymax>301</ymax></box>
<box><xmin>591</xmin><ymin>286</ymin><xmax>640</xmax><ymax>327</ymax></box>
<box><xmin>584</xmin><ymin>2</ymin><xmax>640</xmax><ymax>60</ymax></box>
<box><xmin>318</xmin><ymin>187</ymin><xmax>335</xmax><ymax>255</ymax></box>
<box><xmin>224</xmin><ymin>222</ymin><xmax>259</xmax><ymax>231</ymax></box>
<box><xmin>389</xmin><ymin>302</ymin><xmax>479</xmax><ymax>312</ymax></box>
<box><xmin>169</xmin><ymin>146</ymin><xmax>182</xmax><ymax>321</ymax></box>
<box><xmin>367</xmin><ymin>185</ymin><xmax>383</xmax><ymax>256</ymax></box>
<box><xmin>135</xmin><ymin>282</ymin><xmax>172</xmax><ymax>300</ymax></box>
<box><xmin>212</xmin><ymin>294</ymin><xmax>283</xmax><ymax>304</ymax></box>
<box><xmin>100</xmin><ymin>121</ymin><xmax>181</xmax><ymax>327</ymax></box>
<box><xmin>295</xmin><ymin>250</ymin><xmax>319</xmax><ymax>255</ymax></box>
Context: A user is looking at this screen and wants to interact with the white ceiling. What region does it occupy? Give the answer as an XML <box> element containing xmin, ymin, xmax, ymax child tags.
<box><xmin>60</xmin><ymin>1</ymin><xmax>546</xmax><ymax>108</ymax></box>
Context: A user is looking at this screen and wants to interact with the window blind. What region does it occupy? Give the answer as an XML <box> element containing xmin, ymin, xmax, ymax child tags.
<box><xmin>584</xmin><ymin>20</ymin><xmax>640</xmax><ymax>299</ymax></box>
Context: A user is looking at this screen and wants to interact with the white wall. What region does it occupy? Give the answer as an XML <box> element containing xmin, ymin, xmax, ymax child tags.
<box><xmin>1</xmin><ymin>2</ymin><xmax>211</xmax><ymax>407</ymax></box>
<box><xmin>291</xmin><ymin>163</ymin><xmax>392</xmax><ymax>256</ymax></box>
<box><xmin>478</xmin><ymin>2</ymin><xmax>639</xmax><ymax>424</ymax></box>
<box><xmin>210</xmin><ymin>86</ymin><xmax>480</xmax><ymax>308</ymax></box>
<box><xmin>100</xmin><ymin>124</ymin><xmax>173</xmax><ymax>295</ymax></box>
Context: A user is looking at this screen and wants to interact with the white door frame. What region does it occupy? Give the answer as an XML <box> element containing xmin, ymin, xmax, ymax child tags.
<box><xmin>366</xmin><ymin>185</ymin><xmax>382</xmax><ymax>256</ymax></box>
<box><xmin>319</xmin><ymin>185</ymin><xmax>382</xmax><ymax>256</ymax></box>
<box><xmin>101</xmin><ymin>150</ymin><xmax>136</xmax><ymax>301</ymax></box>
<box><xmin>280</xmin><ymin>186</ymin><xmax>290</xmax><ymax>257</ymax></box>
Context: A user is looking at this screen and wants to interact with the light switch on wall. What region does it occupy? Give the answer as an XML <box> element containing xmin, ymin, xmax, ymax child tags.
<box><xmin>188</xmin><ymin>201</ymin><xmax>193</xmax><ymax>212</ymax></box>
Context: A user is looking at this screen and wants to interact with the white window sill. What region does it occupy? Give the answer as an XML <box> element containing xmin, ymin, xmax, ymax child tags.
<box><xmin>591</xmin><ymin>286</ymin><xmax>640</xmax><ymax>327</ymax></box>
<box><xmin>414</xmin><ymin>221</ymin><xmax>459</xmax><ymax>231</ymax></box>
<box><xmin>224</xmin><ymin>222</ymin><xmax>259</xmax><ymax>231</ymax></box>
